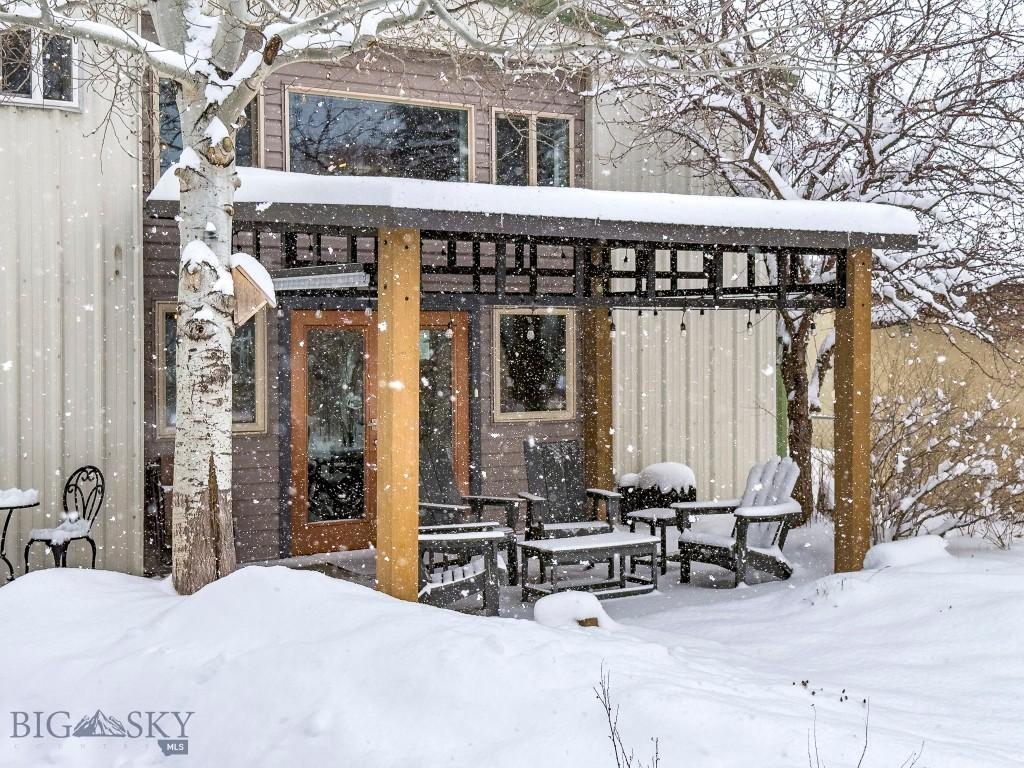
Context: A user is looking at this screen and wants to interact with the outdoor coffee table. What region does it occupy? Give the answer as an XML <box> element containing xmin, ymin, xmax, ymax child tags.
<box><xmin>519</xmin><ymin>532</ymin><xmax>659</xmax><ymax>601</ymax></box>
<box><xmin>626</xmin><ymin>507</ymin><xmax>678</xmax><ymax>575</ymax></box>
<box><xmin>1</xmin><ymin>498</ymin><xmax>39</xmax><ymax>581</ymax></box>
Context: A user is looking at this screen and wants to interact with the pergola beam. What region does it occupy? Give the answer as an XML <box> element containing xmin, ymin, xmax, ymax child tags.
<box><xmin>375</xmin><ymin>228</ymin><xmax>421</xmax><ymax>600</ymax></box>
<box><xmin>833</xmin><ymin>246</ymin><xmax>872</xmax><ymax>572</ymax></box>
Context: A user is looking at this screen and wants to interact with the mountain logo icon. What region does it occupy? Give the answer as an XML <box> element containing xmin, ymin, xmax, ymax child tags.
<box><xmin>72</xmin><ymin>710</ymin><xmax>128</xmax><ymax>737</ymax></box>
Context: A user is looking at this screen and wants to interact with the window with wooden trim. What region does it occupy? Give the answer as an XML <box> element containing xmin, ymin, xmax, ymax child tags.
<box><xmin>493</xmin><ymin>308</ymin><xmax>575</xmax><ymax>422</ymax></box>
<box><xmin>493</xmin><ymin>112</ymin><xmax>572</xmax><ymax>187</ymax></box>
<box><xmin>155</xmin><ymin>302</ymin><xmax>268</xmax><ymax>436</ymax></box>
<box><xmin>0</xmin><ymin>30</ymin><xmax>76</xmax><ymax>107</ymax></box>
<box><xmin>157</xmin><ymin>78</ymin><xmax>258</xmax><ymax>175</ymax></box>
<box><xmin>287</xmin><ymin>90</ymin><xmax>471</xmax><ymax>181</ymax></box>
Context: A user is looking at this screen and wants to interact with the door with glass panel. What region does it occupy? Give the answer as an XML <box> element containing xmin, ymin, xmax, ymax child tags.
<box><xmin>290</xmin><ymin>311</ymin><xmax>469</xmax><ymax>555</ymax></box>
<box><xmin>290</xmin><ymin>311</ymin><xmax>377</xmax><ymax>554</ymax></box>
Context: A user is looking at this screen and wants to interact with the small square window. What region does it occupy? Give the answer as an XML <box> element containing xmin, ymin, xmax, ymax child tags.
<box><xmin>494</xmin><ymin>112</ymin><xmax>573</xmax><ymax>187</ymax></box>
<box><xmin>493</xmin><ymin>308</ymin><xmax>575</xmax><ymax>422</ymax></box>
<box><xmin>1</xmin><ymin>30</ymin><xmax>75</xmax><ymax>107</ymax></box>
<box><xmin>156</xmin><ymin>302</ymin><xmax>268</xmax><ymax>436</ymax></box>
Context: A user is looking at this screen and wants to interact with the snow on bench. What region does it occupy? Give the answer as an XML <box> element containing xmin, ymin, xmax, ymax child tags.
<box><xmin>522</xmin><ymin>532</ymin><xmax>658</xmax><ymax>553</ymax></box>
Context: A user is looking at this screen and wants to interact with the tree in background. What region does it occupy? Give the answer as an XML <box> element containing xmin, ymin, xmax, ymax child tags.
<box><xmin>0</xmin><ymin>0</ymin><xmax>758</xmax><ymax>593</ymax></box>
<box><xmin>600</xmin><ymin>0</ymin><xmax>1024</xmax><ymax>515</ymax></box>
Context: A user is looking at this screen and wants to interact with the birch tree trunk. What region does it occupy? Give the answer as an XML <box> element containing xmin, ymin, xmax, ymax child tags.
<box><xmin>170</xmin><ymin>85</ymin><xmax>240</xmax><ymax>595</ymax></box>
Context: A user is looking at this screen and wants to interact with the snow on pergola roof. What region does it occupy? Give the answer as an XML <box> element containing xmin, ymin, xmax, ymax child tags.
<box><xmin>149</xmin><ymin>167</ymin><xmax>919</xmax><ymax>250</ymax></box>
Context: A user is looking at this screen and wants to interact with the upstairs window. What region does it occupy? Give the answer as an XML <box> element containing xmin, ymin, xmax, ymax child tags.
<box><xmin>494</xmin><ymin>112</ymin><xmax>572</xmax><ymax>187</ymax></box>
<box><xmin>0</xmin><ymin>30</ymin><xmax>76</xmax><ymax>107</ymax></box>
<box><xmin>287</xmin><ymin>90</ymin><xmax>471</xmax><ymax>181</ymax></box>
<box><xmin>158</xmin><ymin>78</ymin><xmax>257</xmax><ymax>175</ymax></box>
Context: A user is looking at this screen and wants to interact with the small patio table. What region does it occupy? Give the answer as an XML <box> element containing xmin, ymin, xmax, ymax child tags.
<box><xmin>626</xmin><ymin>508</ymin><xmax>678</xmax><ymax>575</ymax></box>
<box><xmin>519</xmin><ymin>532</ymin><xmax>659</xmax><ymax>601</ymax></box>
<box><xmin>1</xmin><ymin>499</ymin><xmax>39</xmax><ymax>581</ymax></box>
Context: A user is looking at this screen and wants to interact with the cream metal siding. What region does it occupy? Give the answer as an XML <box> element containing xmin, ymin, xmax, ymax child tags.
<box><xmin>0</xmin><ymin>64</ymin><xmax>144</xmax><ymax>574</ymax></box>
<box><xmin>587</xmin><ymin>97</ymin><xmax>780</xmax><ymax>498</ymax></box>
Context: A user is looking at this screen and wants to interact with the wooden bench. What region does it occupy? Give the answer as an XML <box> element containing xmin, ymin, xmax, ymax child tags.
<box><xmin>519</xmin><ymin>532</ymin><xmax>659</xmax><ymax>602</ymax></box>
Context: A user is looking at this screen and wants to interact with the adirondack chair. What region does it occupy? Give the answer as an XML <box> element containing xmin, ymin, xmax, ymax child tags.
<box><xmin>520</xmin><ymin>439</ymin><xmax>619</xmax><ymax>540</ymax></box>
<box><xmin>418</xmin><ymin>441</ymin><xmax>523</xmax><ymax>584</ymax></box>
<box><xmin>418</xmin><ymin>528</ymin><xmax>504</xmax><ymax>616</ymax></box>
<box><xmin>669</xmin><ymin>456</ymin><xmax>802</xmax><ymax>586</ymax></box>
<box><xmin>419</xmin><ymin>442</ymin><xmax>524</xmax><ymax>531</ymax></box>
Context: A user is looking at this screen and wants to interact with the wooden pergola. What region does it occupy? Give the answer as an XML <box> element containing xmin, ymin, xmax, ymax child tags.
<box><xmin>150</xmin><ymin>169</ymin><xmax>919</xmax><ymax>599</ymax></box>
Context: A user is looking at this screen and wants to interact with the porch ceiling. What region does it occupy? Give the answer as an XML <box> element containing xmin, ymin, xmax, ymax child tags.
<box><xmin>148</xmin><ymin>168</ymin><xmax>919</xmax><ymax>251</ymax></box>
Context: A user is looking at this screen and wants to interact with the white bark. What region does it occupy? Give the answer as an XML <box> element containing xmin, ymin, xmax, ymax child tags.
<box><xmin>170</xmin><ymin>82</ymin><xmax>240</xmax><ymax>594</ymax></box>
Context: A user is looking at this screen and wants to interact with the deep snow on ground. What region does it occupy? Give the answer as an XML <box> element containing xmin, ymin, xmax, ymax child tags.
<box><xmin>0</xmin><ymin>525</ymin><xmax>1021</xmax><ymax>768</ymax></box>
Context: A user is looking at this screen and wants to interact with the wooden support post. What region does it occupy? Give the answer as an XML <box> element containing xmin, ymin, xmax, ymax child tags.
<box><xmin>376</xmin><ymin>228</ymin><xmax>421</xmax><ymax>600</ymax></box>
<box><xmin>581</xmin><ymin>307</ymin><xmax>614</xmax><ymax>497</ymax></box>
<box><xmin>833</xmin><ymin>247</ymin><xmax>872</xmax><ymax>572</ymax></box>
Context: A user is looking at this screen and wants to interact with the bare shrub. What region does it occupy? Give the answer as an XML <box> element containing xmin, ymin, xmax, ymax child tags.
<box><xmin>870</xmin><ymin>352</ymin><xmax>1024</xmax><ymax>546</ymax></box>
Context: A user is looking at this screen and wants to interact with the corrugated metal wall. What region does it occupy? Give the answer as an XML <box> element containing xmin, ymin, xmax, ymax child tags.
<box><xmin>0</xmin><ymin>61</ymin><xmax>144</xmax><ymax>574</ymax></box>
<box><xmin>587</xmin><ymin>96</ymin><xmax>780</xmax><ymax>498</ymax></box>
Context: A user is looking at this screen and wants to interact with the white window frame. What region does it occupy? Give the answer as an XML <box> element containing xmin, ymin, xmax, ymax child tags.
<box><xmin>155</xmin><ymin>301</ymin><xmax>269</xmax><ymax>438</ymax></box>
<box><xmin>0</xmin><ymin>30</ymin><xmax>79</xmax><ymax>110</ymax></box>
<box><xmin>492</xmin><ymin>307</ymin><xmax>576</xmax><ymax>423</ymax></box>
<box><xmin>491</xmin><ymin>109</ymin><xmax>575</xmax><ymax>186</ymax></box>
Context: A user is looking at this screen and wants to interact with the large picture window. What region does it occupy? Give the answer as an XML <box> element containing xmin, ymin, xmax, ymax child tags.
<box><xmin>493</xmin><ymin>308</ymin><xmax>575</xmax><ymax>422</ymax></box>
<box><xmin>287</xmin><ymin>90</ymin><xmax>470</xmax><ymax>181</ymax></box>
<box><xmin>494</xmin><ymin>112</ymin><xmax>572</xmax><ymax>187</ymax></box>
<box><xmin>1</xmin><ymin>30</ymin><xmax>76</xmax><ymax>107</ymax></box>
<box><xmin>155</xmin><ymin>302</ymin><xmax>267</xmax><ymax>437</ymax></box>
<box><xmin>158</xmin><ymin>78</ymin><xmax>257</xmax><ymax>175</ymax></box>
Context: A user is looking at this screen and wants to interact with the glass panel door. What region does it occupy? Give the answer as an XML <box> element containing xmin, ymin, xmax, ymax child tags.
<box><xmin>290</xmin><ymin>311</ymin><xmax>376</xmax><ymax>555</ymax></box>
<box><xmin>290</xmin><ymin>311</ymin><xmax>467</xmax><ymax>555</ymax></box>
<box><xmin>419</xmin><ymin>313</ymin><xmax>470</xmax><ymax>496</ymax></box>
<box><xmin>307</xmin><ymin>327</ymin><xmax>366</xmax><ymax>523</ymax></box>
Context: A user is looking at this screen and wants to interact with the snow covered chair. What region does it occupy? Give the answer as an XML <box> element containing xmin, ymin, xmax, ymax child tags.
<box><xmin>419</xmin><ymin>441</ymin><xmax>522</xmax><ymax>584</ymax></box>
<box><xmin>418</xmin><ymin>529</ymin><xmax>504</xmax><ymax>616</ymax></box>
<box><xmin>670</xmin><ymin>457</ymin><xmax>801</xmax><ymax>586</ymax></box>
<box><xmin>520</xmin><ymin>439</ymin><xmax>618</xmax><ymax>540</ymax></box>
<box><xmin>617</xmin><ymin>462</ymin><xmax>697</xmax><ymax>524</ymax></box>
<box><xmin>24</xmin><ymin>466</ymin><xmax>104</xmax><ymax>571</ymax></box>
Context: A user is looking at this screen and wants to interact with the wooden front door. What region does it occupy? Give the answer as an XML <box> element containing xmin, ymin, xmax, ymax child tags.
<box><xmin>289</xmin><ymin>310</ymin><xmax>469</xmax><ymax>555</ymax></box>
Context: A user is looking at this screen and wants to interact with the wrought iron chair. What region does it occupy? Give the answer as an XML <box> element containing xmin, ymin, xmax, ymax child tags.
<box><xmin>24</xmin><ymin>466</ymin><xmax>104</xmax><ymax>571</ymax></box>
<box><xmin>520</xmin><ymin>439</ymin><xmax>618</xmax><ymax>540</ymax></box>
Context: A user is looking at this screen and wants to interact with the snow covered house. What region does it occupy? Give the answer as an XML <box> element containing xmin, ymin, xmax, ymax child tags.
<box><xmin>0</xmin><ymin>35</ymin><xmax>145</xmax><ymax>573</ymax></box>
<box><xmin>142</xmin><ymin>44</ymin><xmax>916</xmax><ymax>587</ymax></box>
<box><xmin>1</xmin><ymin>28</ymin><xmax>914</xmax><ymax>584</ymax></box>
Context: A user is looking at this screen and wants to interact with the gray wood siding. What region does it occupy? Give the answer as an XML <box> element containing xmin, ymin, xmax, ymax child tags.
<box><xmin>143</xmin><ymin>48</ymin><xmax>588</xmax><ymax>561</ymax></box>
<box><xmin>476</xmin><ymin>307</ymin><xmax>583</xmax><ymax>498</ymax></box>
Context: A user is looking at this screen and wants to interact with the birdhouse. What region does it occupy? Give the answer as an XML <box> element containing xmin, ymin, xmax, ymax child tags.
<box><xmin>231</xmin><ymin>258</ymin><xmax>276</xmax><ymax>327</ymax></box>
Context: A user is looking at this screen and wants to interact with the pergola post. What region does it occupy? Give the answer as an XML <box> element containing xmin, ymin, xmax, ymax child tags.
<box><xmin>581</xmin><ymin>308</ymin><xmax>615</xmax><ymax>497</ymax></box>
<box><xmin>833</xmin><ymin>246</ymin><xmax>872</xmax><ymax>572</ymax></box>
<box><xmin>376</xmin><ymin>228</ymin><xmax>421</xmax><ymax>600</ymax></box>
